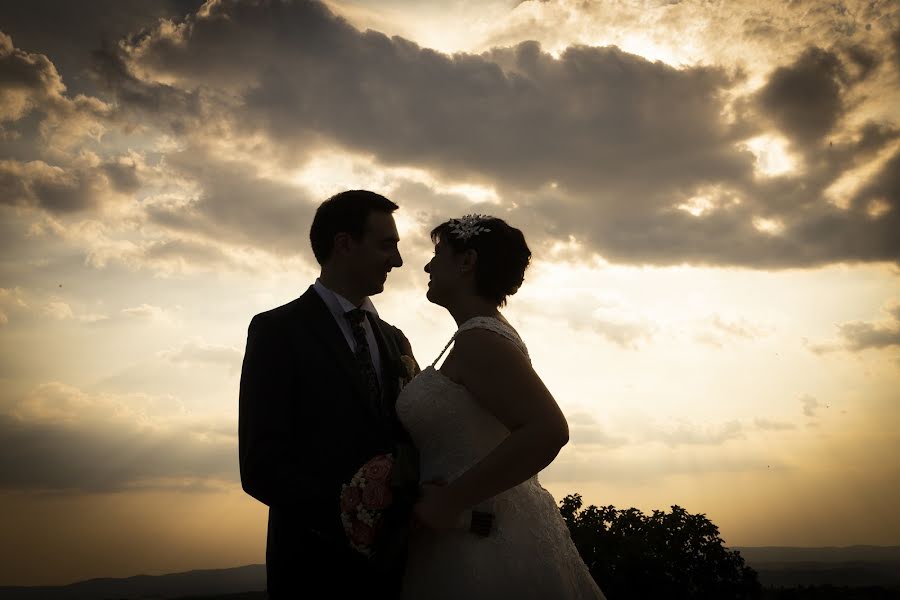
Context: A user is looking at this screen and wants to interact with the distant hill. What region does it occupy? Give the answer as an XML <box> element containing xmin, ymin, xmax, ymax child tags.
<box><xmin>734</xmin><ymin>545</ymin><xmax>900</xmax><ymax>564</ymax></box>
<box><xmin>3</xmin><ymin>547</ymin><xmax>900</xmax><ymax>598</ymax></box>
<box><xmin>733</xmin><ymin>546</ymin><xmax>900</xmax><ymax>588</ymax></box>
<box><xmin>0</xmin><ymin>565</ymin><xmax>265</xmax><ymax>600</ymax></box>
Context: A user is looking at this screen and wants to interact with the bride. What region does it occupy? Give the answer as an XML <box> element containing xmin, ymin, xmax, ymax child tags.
<box><xmin>397</xmin><ymin>215</ymin><xmax>606</xmax><ymax>599</ymax></box>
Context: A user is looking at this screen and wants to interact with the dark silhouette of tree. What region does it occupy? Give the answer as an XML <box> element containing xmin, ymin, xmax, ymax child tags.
<box><xmin>560</xmin><ymin>493</ymin><xmax>761</xmax><ymax>599</ymax></box>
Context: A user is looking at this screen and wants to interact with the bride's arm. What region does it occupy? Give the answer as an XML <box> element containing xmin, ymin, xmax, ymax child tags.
<box><xmin>414</xmin><ymin>328</ymin><xmax>569</xmax><ymax>530</ymax></box>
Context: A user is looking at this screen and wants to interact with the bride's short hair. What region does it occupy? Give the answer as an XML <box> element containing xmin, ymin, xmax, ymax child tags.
<box><xmin>431</xmin><ymin>217</ymin><xmax>531</xmax><ymax>307</ymax></box>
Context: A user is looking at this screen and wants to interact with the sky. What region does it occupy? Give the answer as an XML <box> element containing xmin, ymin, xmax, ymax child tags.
<box><xmin>0</xmin><ymin>0</ymin><xmax>899</xmax><ymax>586</ymax></box>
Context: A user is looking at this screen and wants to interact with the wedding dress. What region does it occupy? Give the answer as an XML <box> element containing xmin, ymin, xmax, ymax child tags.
<box><xmin>397</xmin><ymin>316</ymin><xmax>606</xmax><ymax>599</ymax></box>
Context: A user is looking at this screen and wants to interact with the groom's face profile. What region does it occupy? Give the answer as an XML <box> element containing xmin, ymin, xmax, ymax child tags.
<box><xmin>343</xmin><ymin>210</ymin><xmax>403</xmax><ymax>296</ymax></box>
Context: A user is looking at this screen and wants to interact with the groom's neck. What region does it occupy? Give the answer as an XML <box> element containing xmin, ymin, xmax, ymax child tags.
<box><xmin>319</xmin><ymin>271</ymin><xmax>365</xmax><ymax>307</ymax></box>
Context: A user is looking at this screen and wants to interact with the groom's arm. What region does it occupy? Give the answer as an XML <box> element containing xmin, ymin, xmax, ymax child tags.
<box><xmin>238</xmin><ymin>314</ymin><xmax>329</xmax><ymax>510</ymax></box>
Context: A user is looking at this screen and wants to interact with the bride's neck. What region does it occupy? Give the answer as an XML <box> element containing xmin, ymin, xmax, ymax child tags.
<box><xmin>447</xmin><ymin>295</ymin><xmax>500</xmax><ymax>327</ymax></box>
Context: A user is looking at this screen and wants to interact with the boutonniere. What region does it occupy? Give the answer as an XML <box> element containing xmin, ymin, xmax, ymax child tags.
<box><xmin>396</xmin><ymin>354</ymin><xmax>420</xmax><ymax>390</ymax></box>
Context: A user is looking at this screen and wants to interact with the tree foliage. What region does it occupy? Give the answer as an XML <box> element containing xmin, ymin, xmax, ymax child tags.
<box><xmin>560</xmin><ymin>493</ymin><xmax>761</xmax><ymax>599</ymax></box>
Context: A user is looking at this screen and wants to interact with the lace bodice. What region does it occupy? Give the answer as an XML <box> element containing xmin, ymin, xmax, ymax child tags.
<box><xmin>430</xmin><ymin>315</ymin><xmax>530</xmax><ymax>369</ymax></box>
<box><xmin>401</xmin><ymin>316</ymin><xmax>529</xmax><ymax>484</ymax></box>
<box><xmin>397</xmin><ymin>316</ymin><xmax>606</xmax><ymax>599</ymax></box>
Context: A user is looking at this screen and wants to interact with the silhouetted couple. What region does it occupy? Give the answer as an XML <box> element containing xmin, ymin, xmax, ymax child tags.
<box><xmin>239</xmin><ymin>190</ymin><xmax>605</xmax><ymax>599</ymax></box>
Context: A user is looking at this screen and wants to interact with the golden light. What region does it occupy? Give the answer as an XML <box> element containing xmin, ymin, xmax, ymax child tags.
<box><xmin>752</xmin><ymin>216</ymin><xmax>785</xmax><ymax>235</ymax></box>
<box><xmin>825</xmin><ymin>141</ymin><xmax>900</xmax><ymax>210</ymax></box>
<box><xmin>867</xmin><ymin>198</ymin><xmax>891</xmax><ymax>219</ymax></box>
<box><xmin>740</xmin><ymin>134</ymin><xmax>798</xmax><ymax>178</ymax></box>
<box><xmin>676</xmin><ymin>194</ymin><xmax>716</xmax><ymax>217</ymax></box>
<box><xmin>445</xmin><ymin>183</ymin><xmax>500</xmax><ymax>204</ymax></box>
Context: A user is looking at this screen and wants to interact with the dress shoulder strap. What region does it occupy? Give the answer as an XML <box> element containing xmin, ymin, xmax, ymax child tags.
<box><xmin>431</xmin><ymin>316</ymin><xmax>530</xmax><ymax>368</ymax></box>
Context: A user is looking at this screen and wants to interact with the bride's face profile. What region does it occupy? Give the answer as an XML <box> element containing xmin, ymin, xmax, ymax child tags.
<box><xmin>424</xmin><ymin>238</ymin><xmax>462</xmax><ymax>307</ymax></box>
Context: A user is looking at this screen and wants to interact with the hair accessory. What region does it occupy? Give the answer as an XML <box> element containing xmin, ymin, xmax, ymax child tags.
<box><xmin>448</xmin><ymin>214</ymin><xmax>493</xmax><ymax>241</ymax></box>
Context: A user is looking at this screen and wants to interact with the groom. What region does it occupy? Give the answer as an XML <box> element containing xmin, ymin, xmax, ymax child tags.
<box><xmin>239</xmin><ymin>190</ymin><xmax>420</xmax><ymax>598</ymax></box>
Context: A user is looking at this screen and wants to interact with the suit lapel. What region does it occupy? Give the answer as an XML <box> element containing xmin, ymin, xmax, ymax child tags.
<box><xmin>293</xmin><ymin>287</ymin><xmax>380</xmax><ymax>423</ymax></box>
<box><xmin>369</xmin><ymin>315</ymin><xmax>401</xmax><ymax>404</ymax></box>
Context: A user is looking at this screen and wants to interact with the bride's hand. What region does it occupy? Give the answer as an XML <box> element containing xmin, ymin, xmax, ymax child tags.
<box><xmin>413</xmin><ymin>482</ymin><xmax>463</xmax><ymax>531</ymax></box>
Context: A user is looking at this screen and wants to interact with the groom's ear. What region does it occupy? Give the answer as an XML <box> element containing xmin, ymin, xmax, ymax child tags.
<box><xmin>333</xmin><ymin>232</ymin><xmax>353</xmax><ymax>256</ymax></box>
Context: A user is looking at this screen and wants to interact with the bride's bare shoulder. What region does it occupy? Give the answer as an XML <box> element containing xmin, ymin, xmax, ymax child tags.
<box><xmin>453</xmin><ymin>327</ymin><xmax>528</xmax><ymax>367</ymax></box>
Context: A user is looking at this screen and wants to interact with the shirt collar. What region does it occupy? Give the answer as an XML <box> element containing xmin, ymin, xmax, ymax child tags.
<box><xmin>313</xmin><ymin>278</ymin><xmax>379</xmax><ymax>320</ymax></box>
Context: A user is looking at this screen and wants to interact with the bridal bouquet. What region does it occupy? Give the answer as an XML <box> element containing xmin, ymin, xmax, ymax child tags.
<box><xmin>340</xmin><ymin>442</ymin><xmax>420</xmax><ymax>560</ymax></box>
<box><xmin>340</xmin><ymin>453</ymin><xmax>395</xmax><ymax>556</ymax></box>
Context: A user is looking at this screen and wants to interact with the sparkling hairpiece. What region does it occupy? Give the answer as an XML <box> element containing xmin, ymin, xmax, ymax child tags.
<box><xmin>447</xmin><ymin>214</ymin><xmax>493</xmax><ymax>241</ymax></box>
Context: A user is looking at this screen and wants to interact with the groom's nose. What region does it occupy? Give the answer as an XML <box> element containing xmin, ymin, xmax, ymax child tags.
<box><xmin>391</xmin><ymin>248</ymin><xmax>403</xmax><ymax>268</ymax></box>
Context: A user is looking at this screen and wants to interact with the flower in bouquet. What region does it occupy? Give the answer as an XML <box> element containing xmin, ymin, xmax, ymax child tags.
<box><xmin>340</xmin><ymin>453</ymin><xmax>395</xmax><ymax>556</ymax></box>
<box><xmin>397</xmin><ymin>354</ymin><xmax>420</xmax><ymax>391</ymax></box>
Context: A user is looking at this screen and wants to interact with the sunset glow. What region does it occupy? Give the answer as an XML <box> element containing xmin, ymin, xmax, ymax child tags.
<box><xmin>0</xmin><ymin>0</ymin><xmax>898</xmax><ymax>587</ymax></box>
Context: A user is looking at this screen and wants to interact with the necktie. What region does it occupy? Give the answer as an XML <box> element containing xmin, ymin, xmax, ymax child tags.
<box><xmin>345</xmin><ymin>308</ymin><xmax>382</xmax><ymax>406</ymax></box>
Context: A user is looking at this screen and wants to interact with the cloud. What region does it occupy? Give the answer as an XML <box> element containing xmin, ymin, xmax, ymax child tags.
<box><xmin>0</xmin><ymin>1</ymin><xmax>205</xmax><ymax>98</ymax></box>
<box><xmin>116</xmin><ymin>5</ymin><xmax>750</xmax><ymax>195</ymax></box>
<box><xmin>0</xmin><ymin>382</ymin><xmax>236</xmax><ymax>492</ymax></box>
<box><xmin>696</xmin><ymin>314</ymin><xmax>768</xmax><ymax>347</ymax></box>
<box><xmin>838</xmin><ymin>320</ymin><xmax>900</xmax><ymax>351</ymax></box>
<box><xmin>809</xmin><ymin>301</ymin><xmax>900</xmax><ymax>354</ymax></box>
<box><xmin>588</xmin><ymin>318</ymin><xmax>655</xmax><ymax>349</ymax></box>
<box><xmin>542</xmin><ymin>441</ymin><xmax>775</xmax><ymax>484</ymax></box>
<box><xmin>0</xmin><ymin>31</ymin><xmax>65</xmax><ymax>123</ymax></box>
<box><xmin>1</xmin><ymin>1</ymin><xmax>897</xmax><ymax>275</ymax></box>
<box><xmin>0</xmin><ymin>287</ymin><xmax>27</xmax><ymax>326</ymax></box>
<box><xmin>483</xmin><ymin>0</ymin><xmax>898</xmax><ymax>78</ymax></box>
<box><xmin>82</xmin><ymin>0</ymin><xmax>896</xmax><ymax>270</ymax></box>
<box><xmin>648</xmin><ymin>419</ymin><xmax>744</xmax><ymax>447</ymax></box>
<box><xmin>801</xmin><ymin>394</ymin><xmax>819</xmax><ymax>418</ymax></box>
<box><xmin>158</xmin><ymin>338</ymin><xmax>243</xmax><ymax>373</ymax></box>
<box><xmin>144</xmin><ymin>148</ymin><xmax>318</xmax><ymax>258</ymax></box>
<box><xmin>0</xmin><ymin>287</ymin><xmax>107</xmax><ymax>326</ymax></box>
<box><xmin>893</xmin><ymin>28</ymin><xmax>900</xmax><ymax>70</ymax></box>
<box><xmin>567</xmin><ymin>412</ymin><xmax>629</xmax><ymax>447</ymax></box>
<box><xmin>515</xmin><ymin>289</ymin><xmax>657</xmax><ymax>348</ymax></box>
<box><xmin>41</xmin><ymin>300</ymin><xmax>73</xmax><ymax>321</ymax></box>
<box><xmin>0</xmin><ymin>159</ymin><xmax>109</xmax><ymax>213</ymax></box>
<box><xmin>121</xmin><ymin>303</ymin><xmax>170</xmax><ymax>320</ymax></box>
<box><xmin>756</xmin><ymin>47</ymin><xmax>846</xmax><ymax>146</ymax></box>
<box><xmin>0</xmin><ymin>31</ymin><xmax>110</xmax><ymax>151</ymax></box>
<box><xmin>754</xmin><ymin>418</ymin><xmax>796</xmax><ymax>431</ymax></box>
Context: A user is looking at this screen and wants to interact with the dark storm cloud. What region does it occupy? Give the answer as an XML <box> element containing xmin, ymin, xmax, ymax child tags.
<box><xmin>115</xmin><ymin>3</ymin><xmax>750</xmax><ymax>195</ymax></box>
<box><xmin>0</xmin><ymin>159</ymin><xmax>107</xmax><ymax>213</ymax></box>
<box><xmin>102</xmin><ymin>159</ymin><xmax>141</xmax><ymax>194</ymax></box>
<box><xmin>145</xmin><ymin>148</ymin><xmax>318</xmax><ymax>257</ymax></box>
<box><xmin>0</xmin><ymin>413</ymin><xmax>237</xmax><ymax>492</ymax></box>
<box><xmin>90</xmin><ymin>42</ymin><xmax>209</xmax><ymax>136</ymax></box>
<box><xmin>892</xmin><ymin>29</ymin><xmax>900</xmax><ymax>69</ymax></box>
<box><xmin>0</xmin><ymin>30</ymin><xmax>66</xmax><ymax>120</ymax></box>
<box><xmin>87</xmin><ymin>0</ymin><xmax>898</xmax><ymax>269</ymax></box>
<box><xmin>842</xmin><ymin>44</ymin><xmax>880</xmax><ymax>81</ymax></box>
<box><xmin>5</xmin><ymin>0</ymin><xmax>896</xmax><ymax>269</ymax></box>
<box><xmin>852</xmin><ymin>147</ymin><xmax>900</xmax><ymax>213</ymax></box>
<box><xmin>756</xmin><ymin>47</ymin><xmax>846</xmax><ymax>146</ymax></box>
<box><xmin>0</xmin><ymin>0</ymin><xmax>204</xmax><ymax>97</ymax></box>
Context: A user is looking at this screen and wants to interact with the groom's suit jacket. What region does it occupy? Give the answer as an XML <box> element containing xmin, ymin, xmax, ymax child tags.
<box><xmin>238</xmin><ymin>286</ymin><xmax>417</xmax><ymax>595</ymax></box>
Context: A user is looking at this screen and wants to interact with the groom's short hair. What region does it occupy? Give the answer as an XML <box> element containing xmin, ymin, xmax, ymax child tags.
<box><xmin>310</xmin><ymin>190</ymin><xmax>399</xmax><ymax>264</ymax></box>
